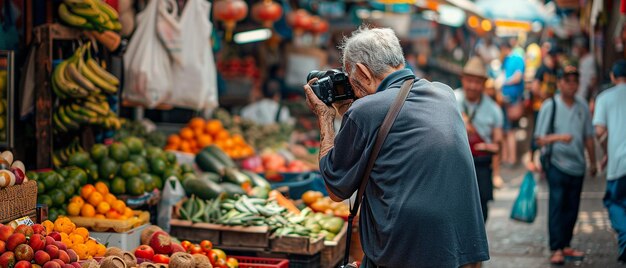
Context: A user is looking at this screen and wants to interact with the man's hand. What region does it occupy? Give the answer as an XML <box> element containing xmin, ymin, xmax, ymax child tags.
<box><xmin>304</xmin><ymin>78</ymin><xmax>335</xmax><ymax>118</ymax></box>
<box><xmin>560</xmin><ymin>134</ymin><xmax>573</xmax><ymax>144</ymax></box>
<box><xmin>589</xmin><ymin>164</ymin><xmax>598</xmax><ymax>177</ymax></box>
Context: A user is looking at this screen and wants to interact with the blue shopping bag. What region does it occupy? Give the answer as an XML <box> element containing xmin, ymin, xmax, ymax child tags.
<box><xmin>510</xmin><ymin>172</ymin><xmax>537</xmax><ymax>223</ymax></box>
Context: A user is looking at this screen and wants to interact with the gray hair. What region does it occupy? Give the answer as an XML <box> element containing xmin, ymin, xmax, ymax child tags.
<box><xmin>340</xmin><ymin>26</ymin><xmax>405</xmax><ymax>78</ymax></box>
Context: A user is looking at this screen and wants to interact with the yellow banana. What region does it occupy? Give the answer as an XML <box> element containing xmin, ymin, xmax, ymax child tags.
<box><xmin>66</xmin><ymin>62</ymin><xmax>98</xmax><ymax>93</ymax></box>
<box><xmin>86</xmin><ymin>59</ymin><xmax>119</xmax><ymax>86</ymax></box>
<box><xmin>80</xmin><ymin>58</ymin><xmax>118</xmax><ymax>93</ymax></box>
<box><xmin>51</xmin><ymin>79</ymin><xmax>68</xmax><ymax>99</ymax></box>
<box><xmin>70</xmin><ymin>5</ymin><xmax>101</xmax><ymax>18</ymax></box>
<box><xmin>59</xmin><ymin>106</ymin><xmax>81</xmax><ymax>129</ymax></box>
<box><xmin>64</xmin><ymin>0</ymin><xmax>93</xmax><ymax>8</ymax></box>
<box><xmin>95</xmin><ymin>1</ymin><xmax>119</xmax><ymax>20</ymax></box>
<box><xmin>53</xmin><ymin>112</ymin><xmax>69</xmax><ymax>133</ymax></box>
<box><xmin>58</xmin><ymin>3</ymin><xmax>88</xmax><ymax>28</ymax></box>
<box><xmin>83</xmin><ymin>100</ymin><xmax>109</xmax><ymax>116</ymax></box>
<box><xmin>112</xmin><ymin>21</ymin><xmax>122</xmax><ymax>31</ymax></box>
<box><xmin>53</xmin><ymin>60</ymin><xmax>89</xmax><ymax>98</ymax></box>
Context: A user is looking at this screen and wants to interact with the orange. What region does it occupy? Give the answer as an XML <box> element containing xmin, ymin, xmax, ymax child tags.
<box><xmin>71</xmin><ymin>244</ymin><xmax>89</xmax><ymax>260</ymax></box>
<box><xmin>205</xmin><ymin>120</ymin><xmax>223</xmax><ymax>135</ymax></box>
<box><xmin>70</xmin><ymin>233</ymin><xmax>85</xmax><ymax>245</ymax></box>
<box><xmin>224</xmin><ymin>138</ymin><xmax>235</xmax><ymax>149</ymax></box>
<box><xmin>193</xmin><ymin>128</ymin><xmax>205</xmax><ymax>141</ymax></box>
<box><xmin>164</xmin><ymin>145</ymin><xmax>178</xmax><ymax>151</ymax></box>
<box><xmin>242</xmin><ymin>146</ymin><xmax>255</xmax><ymax>157</ymax></box>
<box><xmin>189</xmin><ymin>117</ymin><xmax>205</xmax><ymax>130</ymax></box>
<box><xmin>124</xmin><ymin>207</ymin><xmax>134</xmax><ymax>218</ymax></box>
<box><xmin>54</xmin><ymin>217</ymin><xmax>76</xmax><ymax>234</ymax></box>
<box><xmin>180</xmin><ymin>127</ymin><xmax>194</xmax><ymax>140</ymax></box>
<box><xmin>72</xmin><ymin>227</ymin><xmax>90</xmax><ymax>241</ymax></box>
<box><xmin>81</xmin><ymin>204</ymin><xmax>96</xmax><ymax>217</ymax></box>
<box><xmin>94</xmin><ymin>214</ymin><xmax>105</xmax><ymax>219</ymax></box>
<box><xmin>232</xmin><ymin>134</ymin><xmax>245</xmax><ymax>146</ymax></box>
<box><xmin>42</xmin><ymin>220</ymin><xmax>54</xmax><ymax>235</ymax></box>
<box><xmin>67</xmin><ymin>203</ymin><xmax>81</xmax><ymax>216</ymax></box>
<box><xmin>168</xmin><ymin>134</ymin><xmax>181</xmax><ymax>146</ymax></box>
<box><xmin>198</xmin><ymin>135</ymin><xmax>213</xmax><ymax>148</ymax></box>
<box><xmin>105</xmin><ymin>210</ymin><xmax>121</xmax><ymax>219</ymax></box>
<box><xmin>70</xmin><ymin>196</ymin><xmax>85</xmax><ymax>207</ymax></box>
<box><xmin>96</xmin><ymin>244</ymin><xmax>106</xmax><ymax>257</ymax></box>
<box><xmin>85</xmin><ymin>240</ymin><xmax>98</xmax><ymax>256</ymax></box>
<box><xmin>87</xmin><ymin>192</ymin><xmax>103</xmax><ymax>207</ymax></box>
<box><xmin>118</xmin><ymin>215</ymin><xmax>129</xmax><ymax>220</ymax></box>
<box><xmin>104</xmin><ymin>193</ymin><xmax>117</xmax><ymax>204</ymax></box>
<box><xmin>81</xmin><ymin>184</ymin><xmax>96</xmax><ymax>200</ymax></box>
<box><xmin>94</xmin><ymin>182</ymin><xmax>109</xmax><ymax>195</ymax></box>
<box><xmin>189</xmin><ymin>139</ymin><xmax>198</xmax><ymax>150</ymax></box>
<box><xmin>180</xmin><ymin>141</ymin><xmax>192</xmax><ymax>153</ymax></box>
<box><xmin>216</xmin><ymin>130</ymin><xmax>230</xmax><ymax>140</ymax></box>
<box><xmin>96</xmin><ymin>202</ymin><xmax>111</xmax><ymax>214</ymax></box>
<box><xmin>112</xmin><ymin>200</ymin><xmax>126</xmax><ymax>214</ymax></box>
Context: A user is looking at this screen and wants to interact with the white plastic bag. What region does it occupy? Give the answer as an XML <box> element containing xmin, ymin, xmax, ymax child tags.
<box><xmin>167</xmin><ymin>0</ymin><xmax>218</xmax><ymax>111</ymax></box>
<box><xmin>156</xmin><ymin>0</ymin><xmax>182</xmax><ymax>65</ymax></box>
<box><xmin>123</xmin><ymin>0</ymin><xmax>173</xmax><ymax>108</ymax></box>
<box><xmin>157</xmin><ymin>177</ymin><xmax>186</xmax><ymax>233</ymax></box>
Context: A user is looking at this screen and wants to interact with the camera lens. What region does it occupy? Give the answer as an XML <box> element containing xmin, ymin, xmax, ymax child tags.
<box><xmin>307</xmin><ymin>70</ymin><xmax>325</xmax><ymax>82</ymax></box>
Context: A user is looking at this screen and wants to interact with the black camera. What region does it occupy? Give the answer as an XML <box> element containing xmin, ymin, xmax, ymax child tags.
<box><xmin>307</xmin><ymin>69</ymin><xmax>355</xmax><ymax>105</ymax></box>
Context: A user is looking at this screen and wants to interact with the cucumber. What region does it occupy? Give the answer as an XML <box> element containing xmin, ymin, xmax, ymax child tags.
<box><xmin>199</xmin><ymin>172</ymin><xmax>221</xmax><ymax>183</ymax></box>
<box><xmin>242</xmin><ymin>170</ymin><xmax>271</xmax><ymax>190</ymax></box>
<box><xmin>195</xmin><ymin>151</ymin><xmax>227</xmax><ymax>175</ymax></box>
<box><xmin>184</xmin><ymin>176</ymin><xmax>224</xmax><ymax>200</ymax></box>
<box><xmin>203</xmin><ymin>145</ymin><xmax>236</xmax><ymax>168</ymax></box>
<box><xmin>223</xmin><ymin>168</ymin><xmax>251</xmax><ymax>185</ymax></box>
<box><xmin>220</xmin><ymin>182</ymin><xmax>246</xmax><ymax>198</ymax></box>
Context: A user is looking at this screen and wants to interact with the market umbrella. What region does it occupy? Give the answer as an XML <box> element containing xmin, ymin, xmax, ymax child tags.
<box><xmin>476</xmin><ymin>0</ymin><xmax>548</xmax><ymax>23</ymax></box>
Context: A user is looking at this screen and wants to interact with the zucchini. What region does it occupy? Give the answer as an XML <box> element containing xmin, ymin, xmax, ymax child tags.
<box><xmin>183</xmin><ymin>175</ymin><xmax>224</xmax><ymax>200</ymax></box>
<box><xmin>203</xmin><ymin>145</ymin><xmax>236</xmax><ymax>168</ymax></box>
<box><xmin>220</xmin><ymin>182</ymin><xmax>246</xmax><ymax>198</ymax></box>
<box><xmin>223</xmin><ymin>168</ymin><xmax>251</xmax><ymax>185</ymax></box>
<box><xmin>242</xmin><ymin>170</ymin><xmax>271</xmax><ymax>190</ymax></box>
<box><xmin>195</xmin><ymin>151</ymin><xmax>227</xmax><ymax>175</ymax></box>
<box><xmin>199</xmin><ymin>172</ymin><xmax>222</xmax><ymax>183</ymax></box>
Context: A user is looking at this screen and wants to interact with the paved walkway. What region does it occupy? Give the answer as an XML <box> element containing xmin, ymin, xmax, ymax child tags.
<box><xmin>484</xmin><ymin>166</ymin><xmax>622</xmax><ymax>268</ymax></box>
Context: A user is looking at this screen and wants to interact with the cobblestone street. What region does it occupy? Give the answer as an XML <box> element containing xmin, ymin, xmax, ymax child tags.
<box><xmin>484</xmin><ymin>166</ymin><xmax>622</xmax><ymax>268</ymax></box>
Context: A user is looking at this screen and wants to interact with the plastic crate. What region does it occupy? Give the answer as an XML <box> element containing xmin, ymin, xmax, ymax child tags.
<box><xmin>288</xmin><ymin>253</ymin><xmax>321</xmax><ymax>268</ymax></box>
<box><xmin>270</xmin><ymin>172</ymin><xmax>328</xmax><ymax>199</ymax></box>
<box><xmin>230</xmin><ymin>256</ymin><xmax>289</xmax><ymax>268</ymax></box>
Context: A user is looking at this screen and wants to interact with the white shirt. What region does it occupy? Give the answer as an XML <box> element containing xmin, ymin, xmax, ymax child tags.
<box><xmin>240</xmin><ymin>99</ymin><xmax>292</xmax><ymax>126</ymax></box>
<box><xmin>577</xmin><ymin>54</ymin><xmax>596</xmax><ymax>100</ymax></box>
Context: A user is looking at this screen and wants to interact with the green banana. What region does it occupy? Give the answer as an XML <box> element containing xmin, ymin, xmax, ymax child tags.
<box><xmin>64</xmin><ymin>104</ymin><xmax>90</xmax><ymax>123</ymax></box>
<box><xmin>112</xmin><ymin>21</ymin><xmax>122</xmax><ymax>31</ymax></box>
<box><xmin>53</xmin><ymin>112</ymin><xmax>69</xmax><ymax>133</ymax></box>
<box><xmin>95</xmin><ymin>0</ymin><xmax>119</xmax><ymax>20</ymax></box>
<box><xmin>58</xmin><ymin>106</ymin><xmax>81</xmax><ymax>129</ymax></box>
<box><xmin>52</xmin><ymin>154</ymin><xmax>63</xmax><ymax>168</ymax></box>
<box><xmin>83</xmin><ymin>100</ymin><xmax>109</xmax><ymax>116</ymax></box>
<box><xmin>58</xmin><ymin>3</ymin><xmax>88</xmax><ymax>27</ymax></box>
<box><xmin>86</xmin><ymin>58</ymin><xmax>119</xmax><ymax>86</ymax></box>
<box><xmin>76</xmin><ymin>106</ymin><xmax>98</xmax><ymax>118</ymax></box>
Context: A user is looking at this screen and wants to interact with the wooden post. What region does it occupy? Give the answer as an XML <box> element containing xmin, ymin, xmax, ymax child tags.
<box><xmin>34</xmin><ymin>27</ymin><xmax>53</xmax><ymax>169</ymax></box>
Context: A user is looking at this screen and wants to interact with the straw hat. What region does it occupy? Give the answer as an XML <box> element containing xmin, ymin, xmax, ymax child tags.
<box><xmin>462</xmin><ymin>57</ymin><xmax>488</xmax><ymax>79</ymax></box>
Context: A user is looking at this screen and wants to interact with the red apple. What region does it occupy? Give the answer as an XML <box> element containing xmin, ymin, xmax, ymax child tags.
<box><xmin>29</xmin><ymin>234</ymin><xmax>45</xmax><ymax>252</ymax></box>
<box><xmin>34</xmin><ymin>251</ymin><xmax>50</xmax><ymax>266</ymax></box>
<box><xmin>14</xmin><ymin>260</ymin><xmax>31</xmax><ymax>268</ymax></box>
<box><xmin>0</xmin><ymin>241</ymin><xmax>5</xmax><ymax>254</ymax></box>
<box><xmin>149</xmin><ymin>231</ymin><xmax>172</xmax><ymax>255</ymax></box>
<box><xmin>45</xmin><ymin>237</ymin><xmax>55</xmax><ymax>247</ymax></box>
<box><xmin>65</xmin><ymin>250</ymin><xmax>77</xmax><ymax>263</ymax></box>
<box><xmin>14</xmin><ymin>244</ymin><xmax>34</xmax><ymax>262</ymax></box>
<box><xmin>53</xmin><ymin>242</ymin><xmax>66</xmax><ymax>251</ymax></box>
<box><xmin>14</xmin><ymin>226</ymin><xmax>33</xmax><ymax>239</ymax></box>
<box><xmin>51</xmin><ymin>259</ymin><xmax>65</xmax><ymax>266</ymax></box>
<box><xmin>48</xmin><ymin>232</ymin><xmax>61</xmax><ymax>242</ymax></box>
<box><xmin>11</xmin><ymin>168</ymin><xmax>25</xmax><ymax>185</ymax></box>
<box><xmin>43</xmin><ymin>261</ymin><xmax>61</xmax><ymax>268</ymax></box>
<box><xmin>0</xmin><ymin>226</ymin><xmax>14</xmax><ymax>242</ymax></box>
<box><xmin>152</xmin><ymin>254</ymin><xmax>170</xmax><ymax>264</ymax></box>
<box><xmin>70</xmin><ymin>263</ymin><xmax>80</xmax><ymax>268</ymax></box>
<box><xmin>45</xmin><ymin>245</ymin><xmax>59</xmax><ymax>259</ymax></box>
<box><xmin>57</xmin><ymin>251</ymin><xmax>69</xmax><ymax>264</ymax></box>
<box><xmin>7</xmin><ymin>233</ymin><xmax>26</xmax><ymax>251</ymax></box>
<box><xmin>0</xmin><ymin>252</ymin><xmax>15</xmax><ymax>268</ymax></box>
<box><xmin>31</xmin><ymin>225</ymin><xmax>45</xmax><ymax>236</ymax></box>
<box><xmin>133</xmin><ymin>245</ymin><xmax>154</xmax><ymax>260</ymax></box>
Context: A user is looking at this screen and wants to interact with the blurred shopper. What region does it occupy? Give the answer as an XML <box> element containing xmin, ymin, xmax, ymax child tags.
<box><xmin>573</xmin><ymin>37</ymin><xmax>597</xmax><ymax>101</ymax></box>
<box><xmin>304</xmin><ymin>26</ymin><xmax>489</xmax><ymax>268</ymax></box>
<box><xmin>484</xmin><ymin>79</ymin><xmax>504</xmax><ymax>188</ymax></box>
<box><xmin>475</xmin><ymin>37</ymin><xmax>500</xmax><ymax>64</ymax></box>
<box><xmin>535</xmin><ymin>66</ymin><xmax>596</xmax><ymax>265</ymax></box>
<box><xmin>528</xmin><ymin>47</ymin><xmax>560</xmax><ymax>171</ymax></box>
<box><xmin>594</xmin><ymin>60</ymin><xmax>626</xmax><ymax>262</ymax></box>
<box><xmin>500</xmin><ymin>41</ymin><xmax>525</xmax><ymax>166</ymax></box>
<box><xmin>241</xmin><ymin>78</ymin><xmax>292</xmax><ymax>126</ymax></box>
<box><xmin>455</xmin><ymin>57</ymin><xmax>504</xmax><ymax>222</ymax></box>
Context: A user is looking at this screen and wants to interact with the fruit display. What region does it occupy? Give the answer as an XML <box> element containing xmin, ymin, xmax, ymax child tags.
<box><xmin>42</xmin><ymin>217</ymin><xmax>107</xmax><ymax>259</ymax></box>
<box><xmin>51</xmin><ymin>44</ymin><xmax>121</xmax><ymax>134</ymax></box>
<box><xmin>0</xmin><ymin>221</ymin><xmax>104</xmax><ymax>268</ymax></box>
<box><xmin>0</xmin><ymin>151</ymin><xmax>29</xmax><ymax>188</ymax></box>
<box><xmin>58</xmin><ymin>0</ymin><xmax>122</xmax><ymax>32</ymax></box>
<box><xmin>66</xmin><ymin>182</ymin><xmax>135</xmax><ymax>220</ymax></box>
<box><xmin>178</xmin><ymin>240</ymin><xmax>239</xmax><ymax>268</ymax></box>
<box><xmin>165</xmin><ymin>117</ymin><xmax>255</xmax><ymax>158</ymax></box>
<box><xmin>32</xmin><ymin>168</ymin><xmax>84</xmax><ymax>221</ymax></box>
<box><xmin>212</xmin><ymin>108</ymin><xmax>293</xmax><ymax>151</ymax></box>
<box><xmin>190</xmin><ymin>145</ymin><xmax>271</xmax><ymax>199</ymax></box>
<box><xmin>115</xmin><ymin>121</ymin><xmax>167</xmax><ymax>148</ymax></box>
<box><xmin>241</xmin><ymin>152</ymin><xmax>312</xmax><ymax>174</ymax></box>
<box><xmin>52</xmin><ymin>139</ymin><xmax>85</xmax><ymax>169</ymax></box>
<box><xmin>302</xmin><ymin>190</ymin><xmax>349</xmax><ymax>219</ymax></box>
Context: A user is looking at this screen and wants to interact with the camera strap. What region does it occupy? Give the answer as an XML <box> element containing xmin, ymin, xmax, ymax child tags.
<box><xmin>343</xmin><ymin>78</ymin><xmax>415</xmax><ymax>266</ymax></box>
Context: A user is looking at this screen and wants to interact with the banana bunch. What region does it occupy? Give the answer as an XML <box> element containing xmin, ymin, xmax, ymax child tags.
<box><xmin>58</xmin><ymin>0</ymin><xmax>121</xmax><ymax>32</ymax></box>
<box><xmin>52</xmin><ymin>44</ymin><xmax>119</xmax><ymax>100</ymax></box>
<box><xmin>53</xmin><ymin>95</ymin><xmax>122</xmax><ymax>134</ymax></box>
<box><xmin>52</xmin><ymin>138</ymin><xmax>84</xmax><ymax>168</ymax></box>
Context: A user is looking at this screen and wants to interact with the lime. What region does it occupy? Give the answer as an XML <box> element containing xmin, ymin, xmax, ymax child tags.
<box><xmin>180</xmin><ymin>163</ymin><xmax>194</xmax><ymax>174</ymax></box>
<box><xmin>68</xmin><ymin>152</ymin><xmax>91</xmax><ymax>169</ymax></box>
<box><xmin>48</xmin><ymin>189</ymin><xmax>66</xmax><ymax>207</ymax></box>
<box><xmin>48</xmin><ymin>208</ymin><xmax>60</xmax><ymax>222</ymax></box>
<box><xmin>57</xmin><ymin>168</ymin><xmax>69</xmax><ymax>178</ymax></box>
<box><xmin>99</xmin><ymin>158</ymin><xmax>119</xmax><ymax>180</ymax></box>
<box><xmin>60</xmin><ymin>183</ymin><xmax>76</xmax><ymax>197</ymax></box>
<box><xmin>67</xmin><ymin>167</ymin><xmax>88</xmax><ymax>185</ymax></box>
<box><xmin>111</xmin><ymin>177</ymin><xmax>126</xmax><ymax>195</ymax></box>
<box><xmin>90</xmin><ymin>144</ymin><xmax>109</xmax><ymax>163</ymax></box>
<box><xmin>152</xmin><ymin>175</ymin><xmax>163</xmax><ymax>190</ymax></box>
<box><xmin>162</xmin><ymin>168</ymin><xmax>181</xmax><ymax>181</ymax></box>
<box><xmin>126</xmin><ymin>177</ymin><xmax>145</xmax><ymax>196</ymax></box>
<box><xmin>38</xmin><ymin>194</ymin><xmax>53</xmax><ymax>208</ymax></box>
<box><xmin>110</xmin><ymin>143</ymin><xmax>130</xmax><ymax>163</ymax></box>
<box><xmin>123</xmin><ymin>137</ymin><xmax>144</xmax><ymax>155</ymax></box>
<box><xmin>139</xmin><ymin>173</ymin><xmax>156</xmax><ymax>192</ymax></box>
<box><xmin>164</xmin><ymin>151</ymin><xmax>177</xmax><ymax>165</ymax></box>
<box><xmin>36</xmin><ymin>181</ymin><xmax>46</xmax><ymax>194</ymax></box>
<box><xmin>86</xmin><ymin>162</ymin><xmax>99</xmax><ymax>181</ymax></box>
<box><xmin>41</xmin><ymin>172</ymin><xmax>60</xmax><ymax>189</ymax></box>
<box><xmin>120</xmin><ymin>161</ymin><xmax>141</xmax><ymax>179</ymax></box>
<box><xmin>129</xmin><ymin>155</ymin><xmax>149</xmax><ymax>173</ymax></box>
<box><xmin>146</xmin><ymin>147</ymin><xmax>163</xmax><ymax>159</ymax></box>
<box><xmin>150</xmin><ymin>158</ymin><xmax>166</xmax><ymax>175</ymax></box>
<box><xmin>26</xmin><ymin>171</ymin><xmax>39</xmax><ymax>181</ymax></box>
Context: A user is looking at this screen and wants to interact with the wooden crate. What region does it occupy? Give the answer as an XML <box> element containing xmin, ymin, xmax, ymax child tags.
<box><xmin>321</xmin><ymin>224</ymin><xmax>348</xmax><ymax>268</ymax></box>
<box><xmin>270</xmin><ymin>233</ymin><xmax>325</xmax><ymax>255</ymax></box>
<box><xmin>169</xmin><ymin>219</ymin><xmax>220</xmax><ymax>244</ymax></box>
<box><xmin>220</xmin><ymin>225</ymin><xmax>270</xmax><ymax>249</ymax></box>
<box><xmin>68</xmin><ymin>210</ymin><xmax>149</xmax><ymax>233</ymax></box>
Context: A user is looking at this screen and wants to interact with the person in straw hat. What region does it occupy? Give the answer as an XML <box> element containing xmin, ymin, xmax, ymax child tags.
<box><xmin>455</xmin><ymin>56</ymin><xmax>504</xmax><ymax>222</ymax></box>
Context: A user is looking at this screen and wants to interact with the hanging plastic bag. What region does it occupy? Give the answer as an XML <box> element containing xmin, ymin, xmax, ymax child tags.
<box><xmin>156</xmin><ymin>0</ymin><xmax>182</xmax><ymax>64</ymax></box>
<box><xmin>167</xmin><ymin>0</ymin><xmax>218</xmax><ymax>111</ymax></box>
<box><xmin>123</xmin><ymin>0</ymin><xmax>173</xmax><ymax>108</ymax></box>
<box><xmin>510</xmin><ymin>171</ymin><xmax>537</xmax><ymax>223</ymax></box>
<box><xmin>157</xmin><ymin>177</ymin><xmax>185</xmax><ymax>233</ymax></box>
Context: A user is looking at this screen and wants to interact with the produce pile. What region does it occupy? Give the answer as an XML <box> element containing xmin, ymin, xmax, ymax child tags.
<box><xmin>66</xmin><ymin>183</ymin><xmax>135</xmax><ymax>220</ymax></box>
<box><xmin>58</xmin><ymin>0</ymin><xmax>122</xmax><ymax>32</ymax></box>
<box><xmin>115</xmin><ymin>121</ymin><xmax>166</xmax><ymax>149</ymax></box>
<box><xmin>302</xmin><ymin>190</ymin><xmax>349</xmax><ymax>219</ymax></box>
<box><xmin>52</xmin><ymin>139</ymin><xmax>85</xmax><ymax>168</ymax></box>
<box><xmin>0</xmin><ymin>151</ymin><xmax>28</xmax><ymax>188</ymax></box>
<box><xmin>178</xmin><ymin>240</ymin><xmax>238</xmax><ymax>268</ymax></box>
<box><xmin>31</xmin><ymin>168</ymin><xmax>88</xmax><ymax>221</ymax></box>
<box><xmin>241</xmin><ymin>152</ymin><xmax>312</xmax><ymax>174</ymax></box>
<box><xmin>0</xmin><ymin>219</ymin><xmax>106</xmax><ymax>268</ymax></box>
<box><xmin>178</xmin><ymin>191</ymin><xmax>344</xmax><ymax>241</ymax></box>
<box><xmin>213</xmin><ymin>109</ymin><xmax>293</xmax><ymax>151</ymax></box>
<box><xmin>52</xmin><ymin>44</ymin><xmax>121</xmax><ymax>134</ymax></box>
<box><xmin>165</xmin><ymin>117</ymin><xmax>254</xmax><ymax>159</ymax></box>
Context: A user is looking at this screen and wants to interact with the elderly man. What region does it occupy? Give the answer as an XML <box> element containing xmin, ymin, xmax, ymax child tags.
<box><xmin>304</xmin><ymin>27</ymin><xmax>489</xmax><ymax>267</ymax></box>
<box><xmin>455</xmin><ymin>57</ymin><xmax>504</xmax><ymax>222</ymax></box>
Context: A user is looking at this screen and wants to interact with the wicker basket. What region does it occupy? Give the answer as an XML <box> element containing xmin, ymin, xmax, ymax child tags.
<box><xmin>0</xmin><ymin>180</ymin><xmax>38</xmax><ymax>223</ymax></box>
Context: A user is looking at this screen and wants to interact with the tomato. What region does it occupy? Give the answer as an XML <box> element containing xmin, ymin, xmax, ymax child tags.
<box><xmin>207</xmin><ymin>250</ymin><xmax>219</xmax><ymax>265</ymax></box>
<box><xmin>226</xmin><ymin>257</ymin><xmax>239</xmax><ymax>268</ymax></box>
<box><xmin>200</xmin><ymin>240</ymin><xmax>213</xmax><ymax>253</ymax></box>
<box><xmin>152</xmin><ymin>254</ymin><xmax>170</xmax><ymax>264</ymax></box>
<box><xmin>215</xmin><ymin>258</ymin><xmax>228</xmax><ymax>268</ymax></box>
<box><xmin>212</xmin><ymin>249</ymin><xmax>227</xmax><ymax>261</ymax></box>
<box><xmin>134</xmin><ymin>245</ymin><xmax>155</xmax><ymax>260</ymax></box>
<box><xmin>189</xmin><ymin>245</ymin><xmax>203</xmax><ymax>255</ymax></box>
<box><xmin>181</xmin><ymin>241</ymin><xmax>192</xmax><ymax>251</ymax></box>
